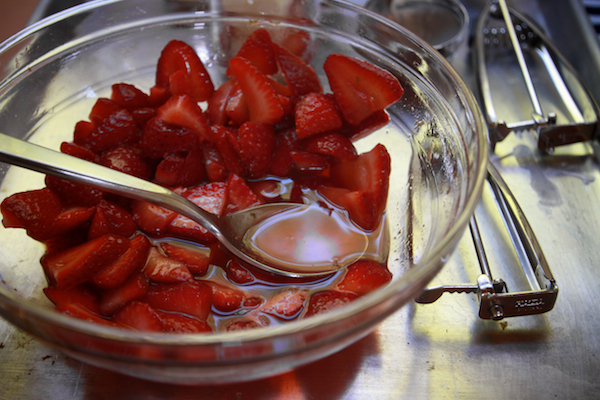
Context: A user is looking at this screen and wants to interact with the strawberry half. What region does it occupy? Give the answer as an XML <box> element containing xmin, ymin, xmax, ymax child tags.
<box><xmin>139</xmin><ymin>117</ymin><xmax>200</xmax><ymax>158</ymax></box>
<box><xmin>156</xmin><ymin>94</ymin><xmax>211</xmax><ymax>142</ymax></box>
<box><xmin>335</xmin><ymin>260</ymin><xmax>392</xmax><ymax>296</ymax></box>
<box><xmin>110</xmin><ymin>83</ymin><xmax>150</xmax><ymax>110</ymax></box>
<box><xmin>324</xmin><ymin>54</ymin><xmax>403</xmax><ymax>126</ymax></box>
<box><xmin>92</xmin><ymin>234</ymin><xmax>151</xmax><ymax>289</ymax></box>
<box><xmin>304</xmin><ymin>289</ymin><xmax>358</xmax><ymax>317</ymax></box>
<box><xmin>302</xmin><ymin>132</ymin><xmax>357</xmax><ymax>161</ymax></box>
<box><xmin>156</xmin><ymin>310</ymin><xmax>213</xmax><ymax>333</ymax></box>
<box><xmin>98</xmin><ymin>145</ymin><xmax>153</xmax><ymax>180</ymax></box>
<box><xmin>143</xmin><ymin>247</ymin><xmax>193</xmax><ymax>283</ymax></box>
<box><xmin>1</xmin><ymin>188</ymin><xmax>63</xmax><ymax>233</ymax></box>
<box><xmin>112</xmin><ymin>301</ymin><xmax>164</xmax><ymax>332</ymax></box>
<box><xmin>273</xmin><ymin>43</ymin><xmax>322</xmax><ymax>97</ymax></box>
<box><xmin>259</xmin><ymin>288</ymin><xmax>308</xmax><ymax>320</ymax></box>
<box><xmin>131</xmin><ymin>200</ymin><xmax>177</xmax><ymax>236</ymax></box>
<box><xmin>156</xmin><ymin>40</ymin><xmax>214</xmax><ymax>102</ymax></box>
<box><xmin>144</xmin><ymin>280</ymin><xmax>212</xmax><ymax>321</ymax></box>
<box><xmin>87</xmin><ymin>199</ymin><xmax>138</xmax><ymax>240</ymax></box>
<box><xmin>160</xmin><ymin>242</ymin><xmax>211</xmax><ymax>275</ymax></box>
<box><xmin>99</xmin><ymin>272</ymin><xmax>150</xmax><ymax>316</ymax></box>
<box><xmin>225</xmin><ymin>173</ymin><xmax>262</xmax><ymax>213</ymax></box>
<box><xmin>227</xmin><ymin>28</ymin><xmax>278</xmax><ymax>76</ymax></box>
<box><xmin>236</xmin><ymin>121</ymin><xmax>276</xmax><ymax>178</ymax></box>
<box><xmin>294</xmin><ymin>93</ymin><xmax>343</xmax><ymax>139</ymax></box>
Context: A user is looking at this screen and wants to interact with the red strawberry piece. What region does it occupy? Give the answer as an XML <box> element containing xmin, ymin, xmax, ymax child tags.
<box><xmin>177</xmin><ymin>147</ymin><xmax>207</xmax><ymax>187</ymax></box>
<box><xmin>280</xmin><ymin>30</ymin><xmax>311</xmax><ymax>59</ymax></box>
<box><xmin>237</xmin><ymin>121</ymin><xmax>276</xmax><ymax>178</ymax></box>
<box><xmin>207</xmin><ymin>78</ymin><xmax>236</xmax><ymax>126</ymax></box>
<box><xmin>225</xmin><ymin>81</ymin><xmax>250</xmax><ymax>126</ymax></box>
<box><xmin>156</xmin><ymin>310</ymin><xmax>213</xmax><ymax>333</ymax></box>
<box><xmin>148</xmin><ymin>84</ymin><xmax>171</xmax><ymax>107</ymax></box>
<box><xmin>60</xmin><ymin>141</ymin><xmax>98</xmax><ymax>162</ymax></box>
<box><xmin>160</xmin><ymin>242</ymin><xmax>210</xmax><ymax>276</ymax></box>
<box><xmin>267</xmin><ymin>76</ymin><xmax>294</xmax><ymax>97</ymax></box>
<box><xmin>227</xmin><ymin>28</ymin><xmax>278</xmax><ymax>76</ymax></box>
<box><xmin>273</xmin><ymin>43</ymin><xmax>322</xmax><ymax>97</ymax></box>
<box><xmin>225</xmin><ymin>259</ymin><xmax>256</xmax><ymax>285</ymax></box>
<box><xmin>85</xmin><ymin>109</ymin><xmax>140</xmax><ymax>153</ymax></box>
<box><xmin>324</xmin><ymin>143</ymin><xmax>391</xmax><ymax>230</ymax></box>
<box><xmin>302</xmin><ymin>132</ymin><xmax>357</xmax><ymax>160</ymax></box>
<box><xmin>290</xmin><ymin>150</ymin><xmax>330</xmax><ymax>174</ymax></box>
<box><xmin>224</xmin><ymin>318</ymin><xmax>263</xmax><ymax>332</ymax></box>
<box><xmin>267</xmin><ymin>128</ymin><xmax>300</xmax><ymax>177</ymax></box>
<box><xmin>140</xmin><ymin>117</ymin><xmax>199</xmax><ymax>158</ymax></box>
<box><xmin>112</xmin><ymin>301</ymin><xmax>164</xmax><ymax>332</ymax></box>
<box><xmin>73</xmin><ymin>120</ymin><xmax>96</xmax><ymax>145</ymax></box>
<box><xmin>210</xmin><ymin>125</ymin><xmax>246</xmax><ymax>177</ymax></box>
<box><xmin>131</xmin><ymin>200</ymin><xmax>177</xmax><ymax>235</ymax></box>
<box><xmin>304</xmin><ymin>289</ymin><xmax>358</xmax><ymax>317</ymax></box>
<box><xmin>156</xmin><ymin>94</ymin><xmax>210</xmax><ymax>142</ymax></box>
<box><xmin>43</xmin><ymin>226</ymin><xmax>89</xmax><ymax>255</ymax></box>
<box><xmin>143</xmin><ymin>247</ymin><xmax>193</xmax><ymax>283</ymax></box>
<box><xmin>154</xmin><ymin>153</ymin><xmax>185</xmax><ymax>186</ymax></box>
<box><xmin>144</xmin><ymin>280</ymin><xmax>212</xmax><ymax>321</ymax></box>
<box><xmin>1</xmin><ymin>188</ymin><xmax>62</xmax><ymax>233</ymax></box>
<box><xmin>225</xmin><ymin>173</ymin><xmax>262</xmax><ymax>213</ymax></box>
<box><xmin>168</xmin><ymin>69</ymin><xmax>193</xmax><ymax>97</ymax></box>
<box><xmin>87</xmin><ymin>199</ymin><xmax>138</xmax><ymax>240</ymax></box>
<box><xmin>335</xmin><ymin>260</ymin><xmax>392</xmax><ymax>296</ymax></box>
<box><xmin>55</xmin><ymin>303</ymin><xmax>114</xmax><ymax>326</ymax></box>
<box><xmin>259</xmin><ymin>288</ymin><xmax>308</xmax><ymax>320</ymax></box>
<box><xmin>294</xmin><ymin>93</ymin><xmax>343</xmax><ymax>139</ymax></box>
<box><xmin>45</xmin><ymin>175</ymin><xmax>104</xmax><ymax>207</ymax></box>
<box><xmin>44</xmin><ymin>284</ymin><xmax>101</xmax><ymax>315</ymax></box>
<box><xmin>341</xmin><ymin>109</ymin><xmax>390</xmax><ymax>141</ymax></box>
<box><xmin>227</xmin><ymin>56</ymin><xmax>285</xmax><ymax>125</ymax></box>
<box><xmin>202</xmin><ymin>143</ymin><xmax>228</xmax><ymax>182</ymax></box>
<box><xmin>41</xmin><ymin>234</ymin><xmax>130</xmax><ymax>289</ymax></box>
<box><xmin>44</xmin><ymin>206</ymin><xmax>96</xmax><ymax>240</ymax></box>
<box><xmin>92</xmin><ymin>234</ymin><xmax>151</xmax><ymax>289</ymax></box>
<box><xmin>88</xmin><ymin>98</ymin><xmax>123</xmax><ymax>125</ymax></box>
<box><xmin>324</xmin><ymin>54</ymin><xmax>403</xmax><ymax>126</ymax></box>
<box><xmin>131</xmin><ymin>107</ymin><xmax>157</xmax><ymax>127</ymax></box>
<box><xmin>156</xmin><ymin>40</ymin><xmax>214</xmax><ymax>102</ymax></box>
<box><xmin>99</xmin><ymin>145</ymin><xmax>153</xmax><ymax>180</ymax></box>
<box><xmin>111</xmin><ymin>83</ymin><xmax>150</xmax><ymax>110</ymax></box>
<box><xmin>99</xmin><ymin>272</ymin><xmax>150</xmax><ymax>316</ymax></box>
<box><xmin>167</xmin><ymin>182</ymin><xmax>227</xmax><ymax>243</ymax></box>
<box><xmin>207</xmin><ymin>281</ymin><xmax>247</xmax><ymax>314</ymax></box>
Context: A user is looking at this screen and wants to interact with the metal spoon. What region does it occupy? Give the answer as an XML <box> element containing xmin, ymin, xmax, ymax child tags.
<box><xmin>0</xmin><ymin>133</ymin><xmax>367</xmax><ymax>278</ymax></box>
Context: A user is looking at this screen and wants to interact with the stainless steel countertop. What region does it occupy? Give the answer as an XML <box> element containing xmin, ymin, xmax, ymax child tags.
<box><xmin>1</xmin><ymin>0</ymin><xmax>600</xmax><ymax>398</ymax></box>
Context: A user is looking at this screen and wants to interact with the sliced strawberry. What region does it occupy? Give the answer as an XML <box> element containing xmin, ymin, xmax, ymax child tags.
<box><xmin>156</xmin><ymin>310</ymin><xmax>213</xmax><ymax>333</ymax></box>
<box><xmin>167</xmin><ymin>182</ymin><xmax>227</xmax><ymax>243</ymax></box>
<box><xmin>225</xmin><ymin>259</ymin><xmax>256</xmax><ymax>285</ymax></box>
<box><xmin>227</xmin><ymin>56</ymin><xmax>284</xmax><ymax>125</ymax></box>
<box><xmin>227</xmin><ymin>28</ymin><xmax>278</xmax><ymax>76</ymax></box>
<box><xmin>156</xmin><ymin>40</ymin><xmax>214</xmax><ymax>102</ymax></box>
<box><xmin>55</xmin><ymin>303</ymin><xmax>114</xmax><ymax>326</ymax></box>
<box><xmin>160</xmin><ymin>242</ymin><xmax>211</xmax><ymax>276</ymax></box>
<box><xmin>44</xmin><ymin>206</ymin><xmax>96</xmax><ymax>240</ymax></box>
<box><xmin>273</xmin><ymin>43</ymin><xmax>322</xmax><ymax>97</ymax></box>
<box><xmin>148</xmin><ymin>84</ymin><xmax>171</xmax><ymax>107</ymax></box>
<box><xmin>224</xmin><ymin>318</ymin><xmax>263</xmax><ymax>332</ymax></box>
<box><xmin>177</xmin><ymin>147</ymin><xmax>207</xmax><ymax>187</ymax></box>
<box><xmin>294</xmin><ymin>93</ymin><xmax>343</xmax><ymax>139</ymax></box>
<box><xmin>41</xmin><ymin>234</ymin><xmax>130</xmax><ymax>289</ymax></box>
<box><xmin>1</xmin><ymin>188</ymin><xmax>62</xmax><ymax>233</ymax></box>
<box><xmin>131</xmin><ymin>107</ymin><xmax>157</xmax><ymax>127</ymax></box>
<box><xmin>237</xmin><ymin>121</ymin><xmax>276</xmax><ymax>178</ymax></box>
<box><xmin>168</xmin><ymin>69</ymin><xmax>193</xmax><ymax>97</ymax></box>
<box><xmin>156</xmin><ymin>94</ymin><xmax>211</xmax><ymax>142</ymax></box>
<box><xmin>88</xmin><ymin>98</ymin><xmax>123</xmax><ymax>125</ymax></box>
<box><xmin>82</xmin><ymin>109</ymin><xmax>140</xmax><ymax>153</ymax></box>
<box><xmin>267</xmin><ymin>128</ymin><xmax>300</xmax><ymax>177</ymax></box>
<box><xmin>154</xmin><ymin>153</ymin><xmax>185</xmax><ymax>187</ymax></box>
<box><xmin>60</xmin><ymin>141</ymin><xmax>98</xmax><ymax>162</ymax></box>
<box><xmin>111</xmin><ymin>83</ymin><xmax>150</xmax><ymax>110</ymax></box>
<box><xmin>45</xmin><ymin>175</ymin><xmax>103</xmax><ymax>207</ymax></box>
<box><xmin>44</xmin><ymin>284</ymin><xmax>101</xmax><ymax>315</ymax></box>
<box><xmin>143</xmin><ymin>247</ymin><xmax>193</xmax><ymax>283</ymax></box>
<box><xmin>304</xmin><ymin>289</ymin><xmax>357</xmax><ymax>317</ymax></box>
<box><xmin>259</xmin><ymin>288</ymin><xmax>308</xmax><ymax>320</ymax></box>
<box><xmin>112</xmin><ymin>301</ymin><xmax>164</xmax><ymax>332</ymax></box>
<box><xmin>92</xmin><ymin>234</ymin><xmax>151</xmax><ymax>289</ymax></box>
<box><xmin>318</xmin><ymin>187</ymin><xmax>377</xmax><ymax>231</ymax></box>
<box><xmin>290</xmin><ymin>150</ymin><xmax>330</xmax><ymax>174</ymax></box>
<box><xmin>210</xmin><ymin>125</ymin><xmax>246</xmax><ymax>177</ymax></box>
<box><xmin>280</xmin><ymin>30</ymin><xmax>310</xmax><ymax>59</ymax></box>
<box><xmin>73</xmin><ymin>120</ymin><xmax>96</xmax><ymax>146</ymax></box>
<box><xmin>207</xmin><ymin>281</ymin><xmax>247</xmax><ymax>314</ymax></box>
<box><xmin>144</xmin><ymin>280</ymin><xmax>212</xmax><ymax>321</ymax></box>
<box><xmin>87</xmin><ymin>199</ymin><xmax>138</xmax><ymax>240</ymax></box>
<box><xmin>131</xmin><ymin>200</ymin><xmax>178</xmax><ymax>236</ymax></box>
<box><xmin>335</xmin><ymin>260</ymin><xmax>392</xmax><ymax>296</ymax></box>
<box><xmin>99</xmin><ymin>145</ymin><xmax>153</xmax><ymax>180</ymax></box>
<box><xmin>99</xmin><ymin>272</ymin><xmax>150</xmax><ymax>316</ymax></box>
<box><xmin>302</xmin><ymin>132</ymin><xmax>357</xmax><ymax>160</ymax></box>
<box><xmin>202</xmin><ymin>142</ymin><xmax>228</xmax><ymax>182</ymax></box>
<box><xmin>324</xmin><ymin>54</ymin><xmax>403</xmax><ymax>126</ymax></box>
<box><xmin>341</xmin><ymin>109</ymin><xmax>390</xmax><ymax>140</ymax></box>
<box><xmin>207</xmin><ymin>78</ymin><xmax>236</xmax><ymax>126</ymax></box>
<box><xmin>225</xmin><ymin>82</ymin><xmax>250</xmax><ymax>126</ymax></box>
<box><xmin>43</xmin><ymin>226</ymin><xmax>89</xmax><ymax>255</ymax></box>
<box><xmin>139</xmin><ymin>117</ymin><xmax>200</xmax><ymax>158</ymax></box>
<box><xmin>225</xmin><ymin>173</ymin><xmax>262</xmax><ymax>213</ymax></box>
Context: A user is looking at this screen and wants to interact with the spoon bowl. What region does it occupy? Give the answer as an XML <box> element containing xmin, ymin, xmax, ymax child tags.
<box><xmin>0</xmin><ymin>132</ymin><xmax>364</xmax><ymax>277</ymax></box>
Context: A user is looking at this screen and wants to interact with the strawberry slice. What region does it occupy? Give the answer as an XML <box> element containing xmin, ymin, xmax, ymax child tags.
<box><xmin>143</xmin><ymin>247</ymin><xmax>193</xmax><ymax>283</ymax></box>
<box><xmin>324</xmin><ymin>54</ymin><xmax>403</xmax><ymax>126</ymax></box>
<box><xmin>209</xmin><ymin>125</ymin><xmax>246</xmax><ymax>177</ymax></box>
<box><xmin>225</xmin><ymin>81</ymin><xmax>250</xmax><ymax>126</ymax></box>
<box><xmin>43</xmin><ymin>206</ymin><xmax>96</xmax><ymax>240</ymax></box>
<box><xmin>168</xmin><ymin>69</ymin><xmax>193</xmax><ymax>98</ymax></box>
<box><xmin>302</xmin><ymin>132</ymin><xmax>357</xmax><ymax>160</ymax></box>
<box><xmin>227</xmin><ymin>56</ymin><xmax>284</xmax><ymax>125</ymax></box>
<box><xmin>159</xmin><ymin>242</ymin><xmax>211</xmax><ymax>275</ymax></box>
<box><xmin>224</xmin><ymin>318</ymin><xmax>263</xmax><ymax>332</ymax></box>
<box><xmin>207</xmin><ymin>78</ymin><xmax>236</xmax><ymax>126</ymax></box>
<box><xmin>259</xmin><ymin>288</ymin><xmax>308</xmax><ymax>320</ymax></box>
<box><xmin>112</xmin><ymin>301</ymin><xmax>164</xmax><ymax>332</ymax></box>
<box><xmin>131</xmin><ymin>107</ymin><xmax>157</xmax><ymax>127</ymax></box>
<box><xmin>225</xmin><ymin>259</ymin><xmax>256</xmax><ymax>285</ymax></box>
<box><xmin>202</xmin><ymin>142</ymin><xmax>228</xmax><ymax>182</ymax></box>
<box><xmin>177</xmin><ymin>147</ymin><xmax>207</xmax><ymax>187</ymax></box>
<box><xmin>111</xmin><ymin>83</ymin><xmax>150</xmax><ymax>110</ymax></box>
<box><xmin>154</xmin><ymin>153</ymin><xmax>185</xmax><ymax>186</ymax></box>
<box><xmin>149</xmin><ymin>84</ymin><xmax>171</xmax><ymax>107</ymax></box>
<box><xmin>225</xmin><ymin>173</ymin><xmax>262</xmax><ymax>213</ymax></box>
<box><xmin>156</xmin><ymin>94</ymin><xmax>211</xmax><ymax>142</ymax></box>
<box><xmin>273</xmin><ymin>43</ymin><xmax>322</xmax><ymax>97</ymax></box>
<box><xmin>87</xmin><ymin>199</ymin><xmax>138</xmax><ymax>240</ymax></box>
<box><xmin>60</xmin><ymin>141</ymin><xmax>98</xmax><ymax>162</ymax></box>
<box><xmin>99</xmin><ymin>272</ymin><xmax>150</xmax><ymax>316</ymax></box>
<box><xmin>156</xmin><ymin>40</ymin><xmax>214</xmax><ymax>102</ymax></box>
<box><xmin>92</xmin><ymin>234</ymin><xmax>151</xmax><ymax>289</ymax></box>
<box><xmin>139</xmin><ymin>117</ymin><xmax>200</xmax><ymax>158</ymax></box>
<box><xmin>44</xmin><ymin>284</ymin><xmax>101</xmax><ymax>315</ymax></box>
<box><xmin>81</xmin><ymin>109</ymin><xmax>140</xmax><ymax>153</ymax></box>
<box><xmin>341</xmin><ymin>110</ymin><xmax>391</xmax><ymax>140</ymax></box>
<box><xmin>131</xmin><ymin>200</ymin><xmax>177</xmax><ymax>236</ymax></box>
<box><xmin>156</xmin><ymin>310</ymin><xmax>213</xmax><ymax>333</ymax></box>
<box><xmin>41</xmin><ymin>234</ymin><xmax>130</xmax><ymax>289</ymax></box>
<box><xmin>88</xmin><ymin>98</ymin><xmax>123</xmax><ymax>125</ymax></box>
<box><xmin>98</xmin><ymin>145</ymin><xmax>153</xmax><ymax>180</ymax></box>
<box><xmin>335</xmin><ymin>260</ymin><xmax>392</xmax><ymax>296</ymax></box>
<box><xmin>267</xmin><ymin>128</ymin><xmax>300</xmax><ymax>177</ymax></box>
<box><xmin>227</xmin><ymin>28</ymin><xmax>278</xmax><ymax>76</ymax></box>
<box><xmin>144</xmin><ymin>280</ymin><xmax>212</xmax><ymax>321</ymax></box>
<box><xmin>290</xmin><ymin>150</ymin><xmax>330</xmax><ymax>174</ymax></box>
<box><xmin>237</xmin><ymin>121</ymin><xmax>276</xmax><ymax>178</ymax></box>
<box><xmin>45</xmin><ymin>175</ymin><xmax>104</xmax><ymax>207</ymax></box>
<box><xmin>55</xmin><ymin>303</ymin><xmax>114</xmax><ymax>326</ymax></box>
<box><xmin>1</xmin><ymin>188</ymin><xmax>62</xmax><ymax>233</ymax></box>
<box><xmin>207</xmin><ymin>281</ymin><xmax>247</xmax><ymax>314</ymax></box>
<box><xmin>304</xmin><ymin>289</ymin><xmax>357</xmax><ymax>317</ymax></box>
<box><xmin>294</xmin><ymin>93</ymin><xmax>343</xmax><ymax>139</ymax></box>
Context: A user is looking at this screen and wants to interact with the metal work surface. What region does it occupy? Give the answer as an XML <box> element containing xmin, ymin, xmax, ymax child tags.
<box><xmin>1</xmin><ymin>0</ymin><xmax>600</xmax><ymax>398</ymax></box>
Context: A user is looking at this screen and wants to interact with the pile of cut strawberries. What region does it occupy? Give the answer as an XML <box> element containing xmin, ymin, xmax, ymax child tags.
<box><xmin>1</xmin><ymin>29</ymin><xmax>403</xmax><ymax>333</ymax></box>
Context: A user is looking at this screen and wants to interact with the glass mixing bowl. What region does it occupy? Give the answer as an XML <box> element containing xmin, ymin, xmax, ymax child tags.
<box><xmin>0</xmin><ymin>0</ymin><xmax>488</xmax><ymax>384</ymax></box>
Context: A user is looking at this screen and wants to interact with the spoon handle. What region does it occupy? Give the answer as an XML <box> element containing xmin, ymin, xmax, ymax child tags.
<box><xmin>0</xmin><ymin>133</ymin><xmax>221</xmax><ymax>236</ymax></box>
